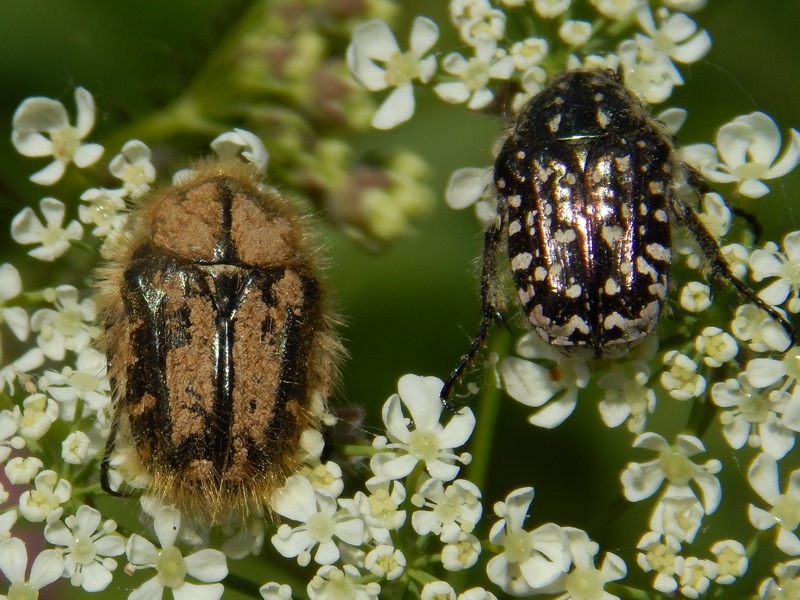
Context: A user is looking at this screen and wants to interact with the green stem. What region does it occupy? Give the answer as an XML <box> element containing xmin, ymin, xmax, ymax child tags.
<box><xmin>464</xmin><ymin>327</ymin><xmax>512</xmax><ymax>492</ymax></box>
<box><xmin>223</xmin><ymin>571</ymin><xmax>262</xmax><ymax>598</ymax></box>
<box><xmin>102</xmin><ymin>97</ymin><xmax>223</xmax><ymax>155</ymax></box>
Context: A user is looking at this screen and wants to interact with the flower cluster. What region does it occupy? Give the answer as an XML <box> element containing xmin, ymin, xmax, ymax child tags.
<box><xmin>345</xmin><ymin>1</ymin><xmax>800</xmax><ymax>599</ymax></box>
<box><xmin>0</xmin><ymin>76</ymin><xmax>623</xmax><ymax>600</ymax></box>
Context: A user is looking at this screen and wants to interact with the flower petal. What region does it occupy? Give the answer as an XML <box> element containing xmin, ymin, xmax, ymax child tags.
<box><xmin>184</xmin><ymin>549</ymin><xmax>228</xmax><ymax>582</ymax></box>
<box><xmin>28</xmin><ymin>548</ymin><xmax>65</xmax><ymax>589</ymax></box>
<box><xmin>30</xmin><ymin>160</ymin><xmax>67</xmax><ymax>186</ymax></box>
<box><xmin>0</xmin><ymin>538</ymin><xmax>28</xmax><ymax>582</ymax></box>
<box><xmin>74</xmin><ymin>87</ymin><xmax>96</xmax><ymax>137</ymax></box>
<box><xmin>372</xmin><ymin>85</ymin><xmax>415</xmax><ymax>130</ymax></box>
<box><xmin>129</xmin><ymin>577</ymin><xmax>165</xmax><ymax>600</ymax></box>
<box><xmin>410</xmin><ymin>16</ymin><xmax>439</xmax><ymax>56</ymax></box>
<box><xmin>748</xmin><ymin>453</ymin><xmax>780</xmax><ymax>503</ymax></box>
<box><xmin>73</xmin><ymin>143</ymin><xmax>104</xmax><ymax>168</ymax></box>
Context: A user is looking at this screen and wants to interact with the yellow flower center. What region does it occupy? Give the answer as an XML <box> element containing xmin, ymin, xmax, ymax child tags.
<box><xmin>155</xmin><ymin>545</ymin><xmax>187</xmax><ymax>589</ymax></box>
<box><xmin>565</xmin><ymin>566</ymin><xmax>605</xmax><ymax>600</ymax></box>
<box><xmin>659</xmin><ymin>450</ymin><xmax>696</xmax><ymax>485</ymax></box>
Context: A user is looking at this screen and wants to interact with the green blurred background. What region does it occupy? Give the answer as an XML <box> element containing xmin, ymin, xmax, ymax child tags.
<box><xmin>0</xmin><ymin>1</ymin><xmax>799</xmax><ymax>598</ymax></box>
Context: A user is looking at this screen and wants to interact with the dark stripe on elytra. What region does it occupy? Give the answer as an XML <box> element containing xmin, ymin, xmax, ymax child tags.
<box><xmin>209</xmin><ymin>269</ymin><xmax>240</xmax><ymax>471</ymax></box>
<box><xmin>248</xmin><ymin>271</ymin><xmax>320</xmax><ymax>466</ymax></box>
<box><xmin>217</xmin><ymin>178</ymin><xmax>235</xmax><ymax>263</ymax></box>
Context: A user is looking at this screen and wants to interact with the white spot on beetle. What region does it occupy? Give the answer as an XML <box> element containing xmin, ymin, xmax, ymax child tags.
<box><xmin>601</xmin><ymin>225</ymin><xmax>623</xmax><ymax>248</ymax></box>
<box><xmin>511</xmin><ymin>252</ymin><xmax>533</xmax><ymax>271</ymax></box>
<box><xmin>646</xmin><ymin>243</ymin><xmax>671</xmax><ymax>263</ymax></box>
<box><xmin>554</xmin><ymin>228</ymin><xmax>577</xmax><ymax>243</ymax></box>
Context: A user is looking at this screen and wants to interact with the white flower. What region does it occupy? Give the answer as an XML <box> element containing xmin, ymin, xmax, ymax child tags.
<box><xmin>499</xmin><ymin>333</ymin><xmax>590</xmax><ymax>428</ymax></box>
<box><xmin>559</xmin><ymin>21</ymin><xmax>593</xmax><ymax>46</ymax></box>
<box><xmin>711</xmin><ymin>376</ymin><xmax>798</xmax><ymax>459</ymax></box>
<box><xmin>62</xmin><ymin>431</ymin><xmax>92</xmax><ymax>465</ymax></box>
<box><xmin>636</xmin><ymin>7</ymin><xmax>710</xmax><ymax>64</ymax></box>
<box><xmin>271</xmin><ymin>475</ymin><xmax>365</xmax><ymax>566</ymax></box>
<box><xmin>597</xmin><ymin>361</ymin><xmax>655</xmax><ymax>434</ymax></box>
<box><xmin>554</xmin><ymin>528</ymin><xmax>627</xmax><ymax>600</ymax></box>
<box><xmin>678</xmin><ymin>282</ymin><xmax>711</xmax><ymax>313</ymax></box>
<box><xmin>260</xmin><ymin>582</ymin><xmax>292</xmax><ymax>600</ymax></box>
<box><xmin>0</xmin><ymin>411</ymin><xmax>23</xmax><ymax>464</ymax></box>
<box><xmin>13</xmin><ymin>393</ymin><xmax>58</xmax><ymax>441</ymax></box>
<box><xmin>0</xmin><ymin>510</ymin><xmax>17</xmax><ymax>541</ymax></box>
<box><xmin>125</xmin><ymin>506</ymin><xmax>227</xmax><ymax>600</ymax></box>
<box><xmin>732</xmin><ymin>303</ymin><xmax>793</xmax><ymax>354</ymax></box>
<box><xmin>450</xmin><ymin>2</ymin><xmax>505</xmax><ymax>46</ymax></box>
<box><xmin>307</xmin><ymin>564</ymin><xmax>380</xmax><ymax>600</ymax></box>
<box><xmin>371</xmin><ymin>374</ymin><xmax>475</xmax><ymax>482</ymax></box>
<box><xmin>751</xmin><ymin>232</ymin><xmax>800</xmax><ymax>313</ymax></box>
<box><xmin>210</xmin><ymin>129</ymin><xmax>269</xmax><ymax>175</ymax></box>
<box><xmin>660</xmin><ymin>350</ymin><xmax>706</xmax><ymax>401</ymax></box>
<box><xmin>299</xmin><ymin>460</ymin><xmax>344</xmax><ymax>498</ymax></box>
<box><xmin>723</xmin><ymin>243</ymin><xmax>750</xmax><ymax>280</ymax></box>
<box><xmin>590</xmin><ymin>0</ymin><xmax>642</xmax><ymax>20</ymax></box>
<box><xmin>109</xmin><ymin>139</ymin><xmax>157</xmax><ymax>198</ymax></box>
<box><xmin>44</xmin><ymin>505</ymin><xmax>125</xmax><ymax>592</ymax></box>
<box><xmin>679</xmin><ymin>556</ymin><xmax>718</xmax><ymax>599</ymax></box>
<box><xmin>509</xmin><ymin>37</ymin><xmax>549</xmax><ymax>71</ymax></box>
<box><xmin>759</xmin><ymin>559</ymin><xmax>800</xmax><ymax>599</ymax></box>
<box><xmin>411</xmin><ymin>478</ymin><xmax>482</xmax><ymax>542</ymax></box>
<box><xmin>79</xmin><ymin>186</ymin><xmax>128</xmax><ymax>237</ymax></box>
<box><xmin>18</xmin><ymin>469</ymin><xmax>72</xmax><ymax>523</ymax></box>
<box><xmin>696</xmin><ymin>192</ymin><xmax>732</xmax><ymax>240</ymax></box>
<box><xmin>442</xmin><ymin>533</ymin><xmax>481</xmax><ymax>571</ymax></box>
<box><xmin>347</xmin><ymin>17</ymin><xmax>439</xmax><ymax>129</ymax></box>
<box><xmin>449</xmin><ymin>0</ymin><xmax>505</xmax><ymax>45</ymax></box>
<box><xmin>364</xmin><ymin>544</ymin><xmax>405</xmax><ymax>580</ymax></box>
<box><xmin>458</xmin><ymin>588</ymin><xmax>497</xmax><ymax>600</ymax></box>
<box><xmin>486</xmin><ymin>487</ymin><xmax>570</xmax><ymax>595</ymax></box>
<box><xmin>420</xmin><ymin>581</ymin><xmax>456</xmax><ymax>600</ymax></box>
<box><xmin>710</xmin><ymin>539</ymin><xmax>748</xmax><ymax>585</ymax></box>
<box><xmin>445</xmin><ymin>167</ymin><xmax>487</xmax><ymax>209</ymax></box>
<box><xmin>5</xmin><ymin>456</ymin><xmax>43</xmax><ymax>485</ymax></box>
<box><xmin>0</xmin><ymin>538</ymin><xmax>64</xmax><ymax>598</ymax></box>
<box><xmin>11</xmin><ymin>197</ymin><xmax>83</xmax><ymax>261</ymax></box>
<box><xmin>435</xmin><ymin>41</ymin><xmax>514</xmax><ymax>110</ymax></box>
<box><xmin>621</xmin><ymin>433</ymin><xmax>721</xmax><ymax>514</ymax></box>
<box><xmin>0</xmin><ymin>349</ymin><xmax>45</xmax><ymax>397</ymax></box>
<box><xmin>12</xmin><ymin>87</ymin><xmax>103</xmax><ymax>184</ymax></box>
<box><xmin>618</xmin><ymin>37</ymin><xmax>683</xmax><ymax>103</ymax></box>
<box><xmin>695</xmin><ymin>327</ymin><xmax>738</xmax><ymax>368</ymax></box>
<box><xmin>338</xmin><ymin>479</ymin><xmax>405</xmax><ymax>545</ymax></box>
<box><xmin>649</xmin><ymin>491</ymin><xmax>704</xmax><ymax>543</ymax></box>
<box><xmin>0</xmin><ymin>264</ymin><xmax>27</xmax><ymax>343</ymax></box>
<box><xmin>746</xmin><ymin>346</ymin><xmax>800</xmax><ymax>395</ymax></box>
<box><xmin>30</xmin><ymin>285</ymin><xmax>97</xmax><ymax>361</ymax></box>
<box><xmin>533</xmin><ymin>0</ymin><xmax>571</xmax><ymax>18</ymax></box>
<box><xmin>41</xmin><ymin>348</ymin><xmax>110</xmax><ymax>420</ymax></box>
<box><xmin>700</xmin><ymin>112</ymin><xmax>800</xmax><ymax>198</ymax></box>
<box><xmin>748</xmin><ymin>453</ymin><xmax>800</xmax><ymax>555</ymax></box>
<box><xmin>636</xmin><ymin>532</ymin><xmax>683</xmax><ymax>593</ymax></box>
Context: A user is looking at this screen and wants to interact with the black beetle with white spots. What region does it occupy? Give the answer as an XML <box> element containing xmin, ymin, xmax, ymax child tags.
<box><xmin>442</xmin><ymin>69</ymin><xmax>794</xmax><ymax>406</ymax></box>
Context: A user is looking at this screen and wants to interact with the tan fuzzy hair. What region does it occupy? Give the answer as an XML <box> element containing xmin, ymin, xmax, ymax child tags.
<box><xmin>95</xmin><ymin>160</ymin><xmax>344</xmax><ymax>522</ymax></box>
